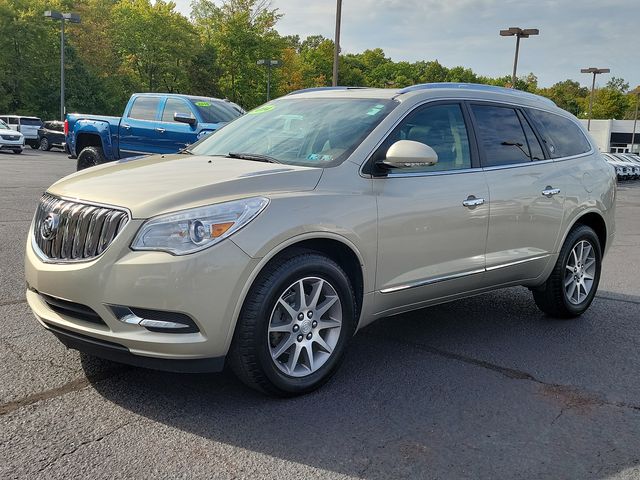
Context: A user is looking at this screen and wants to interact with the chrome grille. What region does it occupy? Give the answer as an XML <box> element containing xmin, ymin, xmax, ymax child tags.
<box><xmin>33</xmin><ymin>193</ymin><xmax>130</xmax><ymax>262</ymax></box>
<box><xmin>1</xmin><ymin>134</ymin><xmax>20</xmax><ymax>141</ymax></box>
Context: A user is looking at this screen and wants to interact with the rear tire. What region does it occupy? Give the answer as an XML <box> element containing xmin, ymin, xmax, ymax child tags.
<box><xmin>39</xmin><ymin>137</ymin><xmax>50</xmax><ymax>151</ymax></box>
<box><xmin>229</xmin><ymin>250</ymin><xmax>357</xmax><ymax>397</ymax></box>
<box><xmin>77</xmin><ymin>146</ymin><xmax>107</xmax><ymax>171</ymax></box>
<box><xmin>532</xmin><ymin>225</ymin><xmax>602</xmax><ymax>318</ymax></box>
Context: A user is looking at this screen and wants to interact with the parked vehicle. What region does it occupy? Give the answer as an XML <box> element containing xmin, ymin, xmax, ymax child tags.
<box><xmin>617</xmin><ymin>153</ymin><xmax>640</xmax><ymax>179</ymax></box>
<box><xmin>0</xmin><ymin>115</ymin><xmax>43</xmax><ymax>148</ymax></box>
<box><xmin>66</xmin><ymin>93</ymin><xmax>245</xmax><ymax>170</ymax></box>
<box><xmin>25</xmin><ymin>83</ymin><xmax>616</xmax><ymax>396</ymax></box>
<box><xmin>0</xmin><ymin>120</ymin><xmax>25</xmax><ymax>153</ymax></box>
<box><xmin>38</xmin><ymin>121</ymin><xmax>65</xmax><ymax>151</ymax></box>
<box><xmin>603</xmin><ymin>153</ymin><xmax>636</xmax><ymax>180</ymax></box>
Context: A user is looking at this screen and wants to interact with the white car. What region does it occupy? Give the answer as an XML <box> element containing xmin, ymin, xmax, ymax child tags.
<box><xmin>0</xmin><ymin>115</ymin><xmax>42</xmax><ymax>149</ymax></box>
<box><xmin>602</xmin><ymin>153</ymin><xmax>632</xmax><ymax>180</ymax></box>
<box><xmin>0</xmin><ymin>120</ymin><xmax>25</xmax><ymax>154</ymax></box>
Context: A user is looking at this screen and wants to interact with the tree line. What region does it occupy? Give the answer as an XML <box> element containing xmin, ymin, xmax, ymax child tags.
<box><xmin>0</xmin><ymin>0</ymin><xmax>636</xmax><ymax>121</ymax></box>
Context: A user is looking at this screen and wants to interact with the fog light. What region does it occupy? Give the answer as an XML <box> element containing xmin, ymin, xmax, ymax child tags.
<box><xmin>108</xmin><ymin>305</ymin><xmax>199</xmax><ymax>333</ymax></box>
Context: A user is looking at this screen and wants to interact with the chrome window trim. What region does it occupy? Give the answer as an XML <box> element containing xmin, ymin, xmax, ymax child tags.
<box><xmin>358</xmin><ymin>95</ymin><xmax>594</xmax><ymax>179</ymax></box>
<box><xmin>31</xmin><ymin>194</ymin><xmax>132</xmax><ymax>265</ymax></box>
<box><xmin>385</xmin><ymin>167</ymin><xmax>484</xmax><ymax>179</ymax></box>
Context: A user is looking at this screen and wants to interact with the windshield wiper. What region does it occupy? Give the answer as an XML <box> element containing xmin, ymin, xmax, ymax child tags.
<box><xmin>227</xmin><ymin>152</ymin><xmax>281</xmax><ymax>164</ymax></box>
<box><xmin>179</xmin><ymin>147</ymin><xmax>193</xmax><ymax>154</ymax></box>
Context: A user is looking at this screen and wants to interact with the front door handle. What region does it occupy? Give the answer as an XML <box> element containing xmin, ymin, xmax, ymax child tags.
<box><xmin>121</xmin><ymin>124</ymin><xmax>131</xmax><ymax>130</ymax></box>
<box><xmin>542</xmin><ymin>186</ymin><xmax>561</xmax><ymax>197</ymax></box>
<box><xmin>155</xmin><ymin>127</ymin><xmax>166</xmax><ymax>133</ymax></box>
<box><xmin>462</xmin><ymin>195</ymin><xmax>485</xmax><ymax>208</ymax></box>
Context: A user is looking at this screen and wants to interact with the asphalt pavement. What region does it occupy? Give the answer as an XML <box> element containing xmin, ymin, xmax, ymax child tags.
<box><xmin>1</xmin><ymin>148</ymin><xmax>640</xmax><ymax>479</ymax></box>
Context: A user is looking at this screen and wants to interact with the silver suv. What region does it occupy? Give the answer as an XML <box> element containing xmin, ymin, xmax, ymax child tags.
<box><xmin>25</xmin><ymin>83</ymin><xmax>616</xmax><ymax>396</ymax></box>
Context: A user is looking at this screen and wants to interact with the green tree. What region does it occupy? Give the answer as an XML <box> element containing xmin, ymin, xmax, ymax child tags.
<box><xmin>537</xmin><ymin>80</ymin><xmax>588</xmax><ymax>116</ymax></box>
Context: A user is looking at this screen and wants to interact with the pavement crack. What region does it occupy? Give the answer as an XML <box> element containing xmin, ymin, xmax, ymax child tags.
<box><xmin>37</xmin><ymin>419</ymin><xmax>141</xmax><ymax>473</ymax></box>
<box><xmin>365</xmin><ymin>333</ymin><xmax>640</xmax><ymax>416</ymax></box>
<box><xmin>0</xmin><ymin>298</ymin><xmax>27</xmax><ymax>307</ymax></box>
<box><xmin>0</xmin><ymin>366</ymin><xmax>130</xmax><ymax>416</ymax></box>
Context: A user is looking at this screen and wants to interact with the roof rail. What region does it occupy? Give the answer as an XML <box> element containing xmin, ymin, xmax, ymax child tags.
<box><xmin>286</xmin><ymin>86</ymin><xmax>367</xmax><ymax>96</ymax></box>
<box><xmin>396</xmin><ymin>82</ymin><xmax>556</xmax><ymax>106</ymax></box>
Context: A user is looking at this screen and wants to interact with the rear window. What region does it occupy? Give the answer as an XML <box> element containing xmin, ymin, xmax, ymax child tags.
<box><xmin>20</xmin><ymin>118</ymin><xmax>43</xmax><ymax>126</ymax></box>
<box><xmin>128</xmin><ymin>97</ymin><xmax>161</xmax><ymax>121</ymax></box>
<box><xmin>527</xmin><ymin>109</ymin><xmax>591</xmax><ymax>158</ymax></box>
<box><xmin>46</xmin><ymin>122</ymin><xmax>63</xmax><ymax>132</ymax></box>
<box><xmin>471</xmin><ymin>104</ymin><xmax>536</xmax><ymax>167</ymax></box>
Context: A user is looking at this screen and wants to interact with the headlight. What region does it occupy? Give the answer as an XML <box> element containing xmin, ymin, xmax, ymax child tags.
<box><xmin>131</xmin><ymin>197</ymin><xmax>269</xmax><ymax>255</ymax></box>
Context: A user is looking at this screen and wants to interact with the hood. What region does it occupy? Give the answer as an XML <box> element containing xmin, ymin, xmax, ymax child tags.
<box><xmin>0</xmin><ymin>128</ymin><xmax>23</xmax><ymax>137</ymax></box>
<box><xmin>47</xmin><ymin>154</ymin><xmax>323</xmax><ymax>218</ymax></box>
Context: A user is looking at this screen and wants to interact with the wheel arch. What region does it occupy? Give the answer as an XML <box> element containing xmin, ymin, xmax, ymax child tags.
<box><xmin>225</xmin><ymin>233</ymin><xmax>367</xmax><ymax>351</ymax></box>
<box><xmin>564</xmin><ymin>210</ymin><xmax>608</xmax><ymax>253</ymax></box>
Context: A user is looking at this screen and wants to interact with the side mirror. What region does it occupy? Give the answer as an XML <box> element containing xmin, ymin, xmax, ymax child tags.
<box><xmin>381</xmin><ymin>140</ymin><xmax>438</xmax><ymax>169</ymax></box>
<box><xmin>174</xmin><ymin>112</ymin><xmax>197</xmax><ymax>126</ymax></box>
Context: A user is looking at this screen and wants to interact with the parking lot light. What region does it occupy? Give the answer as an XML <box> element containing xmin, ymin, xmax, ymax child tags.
<box><xmin>581</xmin><ymin>67</ymin><xmax>610</xmax><ymax>131</ymax></box>
<box><xmin>256</xmin><ymin>59</ymin><xmax>281</xmax><ymax>101</ymax></box>
<box><xmin>631</xmin><ymin>87</ymin><xmax>640</xmax><ymax>154</ymax></box>
<box><xmin>44</xmin><ymin>10</ymin><xmax>81</xmax><ymax>121</ymax></box>
<box><xmin>499</xmin><ymin>27</ymin><xmax>539</xmax><ymax>89</ymax></box>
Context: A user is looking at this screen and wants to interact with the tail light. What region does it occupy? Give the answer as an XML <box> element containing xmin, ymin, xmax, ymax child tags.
<box><xmin>63</xmin><ymin>119</ymin><xmax>69</xmax><ymax>136</ymax></box>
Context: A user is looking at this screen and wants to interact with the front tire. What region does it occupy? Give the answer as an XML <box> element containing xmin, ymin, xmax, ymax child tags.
<box><xmin>533</xmin><ymin>225</ymin><xmax>602</xmax><ymax>318</ymax></box>
<box><xmin>39</xmin><ymin>137</ymin><xmax>50</xmax><ymax>151</ymax></box>
<box><xmin>229</xmin><ymin>250</ymin><xmax>357</xmax><ymax>396</ymax></box>
<box><xmin>13</xmin><ymin>148</ymin><xmax>22</xmax><ymax>154</ymax></box>
<box><xmin>76</xmin><ymin>146</ymin><xmax>107</xmax><ymax>171</ymax></box>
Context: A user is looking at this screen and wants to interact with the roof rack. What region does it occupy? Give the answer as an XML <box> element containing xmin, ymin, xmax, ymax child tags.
<box><xmin>396</xmin><ymin>82</ymin><xmax>556</xmax><ymax>106</ymax></box>
<box><xmin>286</xmin><ymin>86</ymin><xmax>367</xmax><ymax>96</ymax></box>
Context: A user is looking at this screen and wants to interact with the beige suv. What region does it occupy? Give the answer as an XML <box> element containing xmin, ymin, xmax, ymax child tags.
<box><xmin>25</xmin><ymin>84</ymin><xmax>616</xmax><ymax>396</ymax></box>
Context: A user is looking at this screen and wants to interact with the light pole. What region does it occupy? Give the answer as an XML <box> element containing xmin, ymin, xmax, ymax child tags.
<box><xmin>630</xmin><ymin>87</ymin><xmax>640</xmax><ymax>154</ymax></box>
<box><xmin>257</xmin><ymin>59</ymin><xmax>280</xmax><ymax>101</ymax></box>
<box><xmin>332</xmin><ymin>0</ymin><xmax>342</xmax><ymax>87</ymax></box>
<box><xmin>499</xmin><ymin>27</ymin><xmax>539</xmax><ymax>89</ymax></box>
<box><xmin>44</xmin><ymin>11</ymin><xmax>81</xmax><ymax>121</ymax></box>
<box><xmin>581</xmin><ymin>67</ymin><xmax>610</xmax><ymax>131</ymax></box>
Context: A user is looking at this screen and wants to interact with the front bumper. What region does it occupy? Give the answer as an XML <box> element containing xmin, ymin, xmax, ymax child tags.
<box><xmin>25</xmin><ymin>220</ymin><xmax>260</xmax><ymax>370</ymax></box>
<box><xmin>0</xmin><ymin>139</ymin><xmax>24</xmax><ymax>150</ymax></box>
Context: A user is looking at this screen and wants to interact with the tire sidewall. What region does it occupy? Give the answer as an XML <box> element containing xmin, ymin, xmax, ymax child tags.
<box><xmin>558</xmin><ymin>227</ymin><xmax>602</xmax><ymax>315</ymax></box>
<box><xmin>39</xmin><ymin>137</ymin><xmax>49</xmax><ymax>151</ymax></box>
<box><xmin>250</xmin><ymin>257</ymin><xmax>355</xmax><ymax>395</ymax></box>
<box><xmin>77</xmin><ymin>147</ymin><xmax>102</xmax><ymax>171</ymax></box>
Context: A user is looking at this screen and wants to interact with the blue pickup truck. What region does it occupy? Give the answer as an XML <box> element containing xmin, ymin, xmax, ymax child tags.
<box><xmin>66</xmin><ymin>93</ymin><xmax>244</xmax><ymax>170</ymax></box>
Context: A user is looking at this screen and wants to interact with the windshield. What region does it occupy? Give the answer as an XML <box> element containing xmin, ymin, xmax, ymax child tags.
<box><xmin>189</xmin><ymin>97</ymin><xmax>397</xmax><ymax>167</ymax></box>
<box><xmin>0</xmin><ymin>122</ymin><xmax>9</xmax><ymax>130</ymax></box>
<box><xmin>189</xmin><ymin>99</ymin><xmax>243</xmax><ymax>124</ymax></box>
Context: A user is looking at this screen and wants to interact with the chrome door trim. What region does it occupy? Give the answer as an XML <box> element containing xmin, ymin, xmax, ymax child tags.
<box><xmin>385</xmin><ymin>167</ymin><xmax>484</xmax><ymax>179</ymax></box>
<box><xmin>380</xmin><ymin>268</ymin><xmax>485</xmax><ymax>294</ymax></box>
<box><xmin>485</xmin><ymin>254</ymin><xmax>549</xmax><ymax>271</ymax></box>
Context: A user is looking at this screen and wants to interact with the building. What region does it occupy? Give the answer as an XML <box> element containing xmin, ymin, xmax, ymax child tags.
<box><xmin>580</xmin><ymin>119</ymin><xmax>640</xmax><ymax>154</ymax></box>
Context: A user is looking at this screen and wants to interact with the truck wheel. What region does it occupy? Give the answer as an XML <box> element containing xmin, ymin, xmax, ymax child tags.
<box><xmin>77</xmin><ymin>146</ymin><xmax>107</xmax><ymax>171</ymax></box>
<box><xmin>532</xmin><ymin>225</ymin><xmax>602</xmax><ymax>319</ymax></box>
<box><xmin>229</xmin><ymin>250</ymin><xmax>357</xmax><ymax>397</ymax></box>
<box><xmin>39</xmin><ymin>137</ymin><xmax>50</xmax><ymax>151</ymax></box>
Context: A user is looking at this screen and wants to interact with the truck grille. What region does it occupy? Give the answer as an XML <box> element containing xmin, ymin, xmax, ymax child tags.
<box><xmin>1</xmin><ymin>134</ymin><xmax>20</xmax><ymax>141</ymax></box>
<box><xmin>33</xmin><ymin>193</ymin><xmax>130</xmax><ymax>262</ymax></box>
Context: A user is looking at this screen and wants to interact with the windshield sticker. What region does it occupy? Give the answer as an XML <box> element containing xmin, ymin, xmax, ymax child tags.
<box><xmin>249</xmin><ymin>104</ymin><xmax>276</xmax><ymax>115</ymax></box>
<box><xmin>307</xmin><ymin>153</ymin><xmax>333</xmax><ymax>161</ymax></box>
<box><xmin>194</xmin><ymin>101</ymin><xmax>211</xmax><ymax>107</ymax></box>
<box><xmin>366</xmin><ymin>104</ymin><xmax>385</xmax><ymax>116</ymax></box>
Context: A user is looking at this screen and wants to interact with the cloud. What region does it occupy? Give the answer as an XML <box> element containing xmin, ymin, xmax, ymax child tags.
<box><xmin>171</xmin><ymin>0</ymin><xmax>640</xmax><ymax>88</ymax></box>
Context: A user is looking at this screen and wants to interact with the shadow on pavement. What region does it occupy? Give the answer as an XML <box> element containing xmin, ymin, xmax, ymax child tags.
<box><xmin>84</xmin><ymin>287</ymin><xmax>640</xmax><ymax>478</ymax></box>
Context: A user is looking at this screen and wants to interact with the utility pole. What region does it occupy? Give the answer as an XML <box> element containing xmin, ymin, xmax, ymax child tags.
<box><xmin>332</xmin><ymin>0</ymin><xmax>342</xmax><ymax>87</ymax></box>
<box><xmin>499</xmin><ymin>27</ymin><xmax>539</xmax><ymax>89</ymax></box>
<box><xmin>631</xmin><ymin>87</ymin><xmax>640</xmax><ymax>154</ymax></box>
<box><xmin>44</xmin><ymin>11</ymin><xmax>80</xmax><ymax>121</ymax></box>
<box><xmin>581</xmin><ymin>67</ymin><xmax>610</xmax><ymax>131</ymax></box>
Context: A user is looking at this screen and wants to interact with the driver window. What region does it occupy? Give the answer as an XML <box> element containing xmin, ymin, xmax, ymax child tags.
<box><xmin>375</xmin><ymin>103</ymin><xmax>472</xmax><ymax>173</ymax></box>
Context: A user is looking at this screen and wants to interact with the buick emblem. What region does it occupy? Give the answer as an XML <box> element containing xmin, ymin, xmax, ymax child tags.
<box><xmin>41</xmin><ymin>213</ymin><xmax>60</xmax><ymax>241</ymax></box>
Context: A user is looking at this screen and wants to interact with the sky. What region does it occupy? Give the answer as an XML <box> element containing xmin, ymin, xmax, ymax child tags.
<box><xmin>172</xmin><ymin>0</ymin><xmax>640</xmax><ymax>89</ymax></box>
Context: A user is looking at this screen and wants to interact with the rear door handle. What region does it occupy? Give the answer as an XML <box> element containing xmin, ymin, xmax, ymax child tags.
<box><xmin>542</xmin><ymin>186</ymin><xmax>561</xmax><ymax>197</ymax></box>
<box><xmin>155</xmin><ymin>128</ymin><xmax>166</xmax><ymax>133</ymax></box>
<box><xmin>462</xmin><ymin>195</ymin><xmax>485</xmax><ymax>208</ymax></box>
